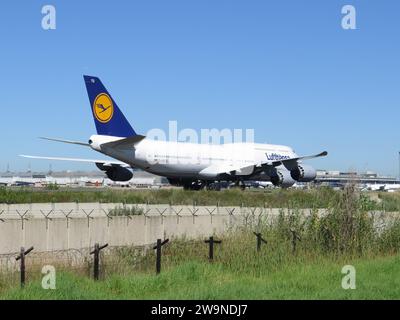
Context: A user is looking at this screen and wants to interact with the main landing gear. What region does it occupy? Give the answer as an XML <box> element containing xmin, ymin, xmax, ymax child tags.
<box><xmin>232</xmin><ymin>180</ymin><xmax>246</xmax><ymax>190</ymax></box>
<box><xmin>182</xmin><ymin>180</ymin><xmax>223</xmax><ymax>191</ymax></box>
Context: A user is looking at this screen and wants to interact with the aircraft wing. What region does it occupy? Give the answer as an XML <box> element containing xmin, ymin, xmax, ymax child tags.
<box><xmin>200</xmin><ymin>151</ymin><xmax>328</xmax><ymax>178</ymax></box>
<box><xmin>199</xmin><ymin>163</ymin><xmax>256</xmax><ymax>177</ymax></box>
<box><xmin>39</xmin><ymin>137</ymin><xmax>90</xmax><ymax>146</ymax></box>
<box><xmin>270</xmin><ymin>151</ymin><xmax>328</xmax><ymax>166</ymax></box>
<box><xmin>19</xmin><ymin>155</ymin><xmax>130</xmax><ymax>168</ymax></box>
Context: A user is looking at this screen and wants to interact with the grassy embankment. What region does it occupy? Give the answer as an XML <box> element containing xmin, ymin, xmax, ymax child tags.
<box><xmin>1</xmin><ymin>186</ymin><xmax>400</xmax><ymax>299</ymax></box>
<box><xmin>2</xmin><ymin>255</ymin><xmax>400</xmax><ymax>299</ymax></box>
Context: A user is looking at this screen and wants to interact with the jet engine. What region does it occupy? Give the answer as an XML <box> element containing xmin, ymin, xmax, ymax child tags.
<box><xmin>290</xmin><ymin>164</ymin><xmax>316</xmax><ymax>182</ymax></box>
<box><xmin>96</xmin><ymin>163</ymin><xmax>133</xmax><ymax>182</ymax></box>
<box><xmin>269</xmin><ymin>168</ymin><xmax>296</xmax><ymax>188</ymax></box>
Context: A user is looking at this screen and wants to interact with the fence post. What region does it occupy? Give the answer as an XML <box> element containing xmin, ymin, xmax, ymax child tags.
<box><xmin>290</xmin><ymin>229</ymin><xmax>301</xmax><ymax>254</ymax></box>
<box><xmin>153</xmin><ymin>239</ymin><xmax>169</xmax><ymax>274</ymax></box>
<box><xmin>40</xmin><ymin>209</ymin><xmax>53</xmax><ymax>230</ymax></box>
<box><xmin>61</xmin><ymin>209</ymin><xmax>73</xmax><ymax>228</ymax></box>
<box><xmin>101</xmin><ymin>209</ymin><xmax>113</xmax><ymax>227</ymax></box>
<box><xmin>156</xmin><ymin>208</ymin><xmax>167</xmax><ymax>225</ymax></box>
<box><xmin>205</xmin><ymin>236</ymin><xmax>222</xmax><ymax>262</ymax></box>
<box><xmin>82</xmin><ymin>209</ymin><xmax>94</xmax><ymax>228</ymax></box>
<box><xmin>90</xmin><ymin>243</ymin><xmax>108</xmax><ymax>280</ymax></box>
<box><xmin>15</xmin><ymin>210</ymin><xmax>29</xmax><ymax>230</ymax></box>
<box><xmin>173</xmin><ymin>207</ymin><xmax>183</xmax><ymax>224</ymax></box>
<box><xmin>206</xmin><ymin>207</ymin><xmax>216</xmax><ymax>224</ymax></box>
<box><xmin>16</xmin><ymin>246</ymin><xmax>34</xmax><ymax>288</ymax></box>
<box><xmin>253</xmin><ymin>232</ymin><xmax>267</xmax><ymax>252</ymax></box>
<box><xmin>188</xmin><ymin>206</ymin><xmax>199</xmax><ymax>224</ymax></box>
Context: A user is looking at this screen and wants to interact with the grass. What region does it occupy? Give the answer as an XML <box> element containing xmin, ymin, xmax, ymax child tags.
<box><xmin>3</xmin><ymin>185</ymin><xmax>400</xmax><ymax>210</ymax></box>
<box><xmin>108</xmin><ymin>205</ymin><xmax>144</xmax><ymax>216</ymax></box>
<box><xmin>1</xmin><ymin>255</ymin><xmax>400</xmax><ymax>299</ymax></box>
<box><xmin>0</xmin><ymin>186</ymin><xmax>375</xmax><ymax>208</ymax></box>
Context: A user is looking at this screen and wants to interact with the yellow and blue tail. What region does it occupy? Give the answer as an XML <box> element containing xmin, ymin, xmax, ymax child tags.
<box><xmin>83</xmin><ymin>75</ymin><xmax>137</xmax><ymax>137</ymax></box>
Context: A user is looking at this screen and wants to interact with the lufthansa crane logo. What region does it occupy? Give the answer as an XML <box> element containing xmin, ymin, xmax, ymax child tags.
<box><xmin>93</xmin><ymin>93</ymin><xmax>114</xmax><ymax>123</ymax></box>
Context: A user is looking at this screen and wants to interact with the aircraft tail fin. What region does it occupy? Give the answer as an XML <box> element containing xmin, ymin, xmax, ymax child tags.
<box><xmin>83</xmin><ymin>75</ymin><xmax>137</xmax><ymax>137</ymax></box>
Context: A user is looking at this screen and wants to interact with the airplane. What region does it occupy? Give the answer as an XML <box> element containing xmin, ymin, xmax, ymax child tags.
<box><xmin>361</xmin><ymin>183</ymin><xmax>400</xmax><ymax>192</ymax></box>
<box><xmin>20</xmin><ymin>75</ymin><xmax>328</xmax><ymax>191</ymax></box>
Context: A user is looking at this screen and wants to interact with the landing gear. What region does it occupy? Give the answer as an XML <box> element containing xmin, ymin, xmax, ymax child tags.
<box><xmin>182</xmin><ymin>180</ymin><xmax>223</xmax><ymax>191</ymax></box>
<box><xmin>232</xmin><ymin>180</ymin><xmax>246</xmax><ymax>190</ymax></box>
<box><xmin>183</xmin><ymin>180</ymin><xmax>204</xmax><ymax>191</ymax></box>
<box><xmin>206</xmin><ymin>182</ymin><xmax>222</xmax><ymax>191</ymax></box>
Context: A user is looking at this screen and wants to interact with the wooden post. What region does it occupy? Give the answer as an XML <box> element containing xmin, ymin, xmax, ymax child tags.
<box><xmin>20</xmin><ymin>247</ymin><xmax>25</xmax><ymax>287</ymax></box>
<box><xmin>256</xmin><ymin>233</ymin><xmax>261</xmax><ymax>251</ymax></box>
<box><xmin>209</xmin><ymin>236</ymin><xmax>214</xmax><ymax>260</ymax></box>
<box><xmin>205</xmin><ymin>236</ymin><xmax>221</xmax><ymax>262</ymax></box>
<box><xmin>90</xmin><ymin>243</ymin><xmax>108</xmax><ymax>280</ymax></box>
<box><xmin>153</xmin><ymin>239</ymin><xmax>169</xmax><ymax>274</ymax></box>
<box><xmin>290</xmin><ymin>229</ymin><xmax>300</xmax><ymax>254</ymax></box>
<box><xmin>253</xmin><ymin>232</ymin><xmax>267</xmax><ymax>252</ymax></box>
<box><xmin>93</xmin><ymin>243</ymin><xmax>99</xmax><ymax>280</ymax></box>
<box><xmin>16</xmin><ymin>246</ymin><xmax>34</xmax><ymax>288</ymax></box>
<box><xmin>155</xmin><ymin>239</ymin><xmax>161</xmax><ymax>274</ymax></box>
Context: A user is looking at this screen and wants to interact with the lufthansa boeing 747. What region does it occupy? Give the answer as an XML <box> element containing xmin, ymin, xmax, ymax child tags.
<box><xmin>21</xmin><ymin>76</ymin><xmax>327</xmax><ymax>190</ymax></box>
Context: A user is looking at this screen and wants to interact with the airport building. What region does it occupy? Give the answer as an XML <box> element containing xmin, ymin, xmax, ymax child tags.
<box><xmin>315</xmin><ymin>170</ymin><xmax>399</xmax><ymax>186</ymax></box>
<box><xmin>0</xmin><ymin>170</ymin><xmax>166</xmax><ymax>188</ymax></box>
<box><xmin>0</xmin><ymin>169</ymin><xmax>398</xmax><ymax>190</ymax></box>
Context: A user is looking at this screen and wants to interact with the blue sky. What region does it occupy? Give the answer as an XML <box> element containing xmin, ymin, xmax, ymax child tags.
<box><xmin>1</xmin><ymin>1</ymin><xmax>399</xmax><ymax>175</ymax></box>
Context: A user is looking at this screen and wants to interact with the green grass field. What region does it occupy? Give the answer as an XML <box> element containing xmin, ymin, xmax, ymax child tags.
<box><xmin>0</xmin><ymin>186</ymin><xmax>339</xmax><ymax>207</ymax></box>
<box><xmin>2</xmin><ymin>254</ymin><xmax>400</xmax><ymax>299</ymax></box>
<box><xmin>1</xmin><ymin>186</ymin><xmax>397</xmax><ymax>210</ymax></box>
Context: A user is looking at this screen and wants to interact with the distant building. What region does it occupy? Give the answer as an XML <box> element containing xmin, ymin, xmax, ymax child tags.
<box><xmin>0</xmin><ymin>170</ymin><xmax>166</xmax><ymax>188</ymax></box>
<box><xmin>315</xmin><ymin>170</ymin><xmax>399</xmax><ymax>186</ymax></box>
<box><xmin>1</xmin><ymin>169</ymin><xmax>398</xmax><ymax>190</ymax></box>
